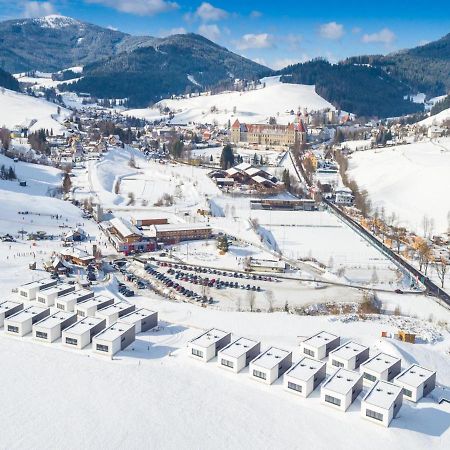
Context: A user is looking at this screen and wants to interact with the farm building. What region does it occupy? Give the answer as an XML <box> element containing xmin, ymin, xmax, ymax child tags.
<box><xmin>4</xmin><ymin>305</ymin><xmax>50</xmax><ymax>336</ymax></box>
<box><xmin>62</xmin><ymin>317</ymin><xmax>106</xmax><ymax>349</ymax></box>
<box><xmin>120</xmin><ymin>308</ymin><xmax>158</xmax><ymax>333</ymax></box>
<box><xmin>394</xmin><ymin>364</ymin><xmax>436</xmax><ymax>402</ymax></box>
<box><xmin>361</xmin><ymin>380</ymin><xmax>403</xmax><ymax>427</ymax></box>
<box><xmin>92</xmin><ymin>321</ymin><xmax>136</xmax><ymax>357</ymax></box>
<box><xmin>55</xmin><ymin>289</ymin><xmax>94</xmax><ymax>312</ymax></box>
<box><xmin>18</xmin><ymin>278</ymin><xmax>57</xmax><ymax>300</ymax></box>
<box><xmin>321</xmin><ymin>368</ymin><xmax>363</xmax><ymax>412</ymax></box>
<box><xmin>301</xmin><ymin>331</ymin><xmax>340</xmax><ymax>360</ymax></box>
<box><xmin>36</xmin><ymin>283</ymin><xmax>76</xmax><ymax>307</ymax></box>
<box><xmin>32</xmin><ymin>311</ymin><xmax>78</xmax><ymax>343</ymax></box>
<box><xmin>0</xmin><ymin>301</ymin><xmax>23</xmax><ymax>327</ymax></box>
<box><xmin>329</xmin><ymin>341</ymin><xmax>369</xmax><ymax>370</ymax></box>
<box><xmin>188</xmin><ymin>328</ymin><xmax>232</xmax><ymax>362</ymax></box>
<box><xmin>284</xmin><ymin>356</ymin><xmax>327</xmax><ymax>397</ymax></box>
<box><xmin>360</xmin><ymin>352</ymin><xmax>402</xmax><ymax>385</ymax></box>
<box><xmin>249</xmin><ymin>347</ymin><xmax>292</xmax><ymax>385</ymax></box>
<box><xmin>75</xmin><ymin>295</ymin><xmax>114</xmax><ymax>318</ymax></box>
<box><xmin>95</xmin><ymin>302</ymin><xmax>136</xmax><ymax>326</ymax></box>
<box><xmin>217</xmin><ymin>337</ymin><xmax>261</xmax><ymax>373</ymax></box>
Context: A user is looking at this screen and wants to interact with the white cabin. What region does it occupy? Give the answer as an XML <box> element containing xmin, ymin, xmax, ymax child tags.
<box><xmin>0</xmin><ymin>301</ymin><xmax>23</xmax><ymax>327</ymax></box>
<box><xmin>249</xmin><ymin>347</ymin><xmax>292</xmax><ymax>385</ymax></box>
<box><xmin>217</xmin><ymin>337</ymin><xmax>261</xmax><ymax>373</ymax></box>
<box><xmin>301</xmin><ymin>331</ymin><xmax>340</xmax><ymax>360</ymax></box>
<box><xmin>95</xmin><ymin>302</ymin><xmax>136</xmax><ymax>326</ymax></box>
<box><xmin>329</xmin><ymin>341</ymin><xmax>369</xmax><ymax>370</ymax></box>
<box><xmin>75</xmin><ymin>295</ymin><xmax>114</xmax><ymax>318</ymax></box>
<box><xmin>394</xmin><ymin>364</ymin><xmax>436</xmax><ymax>402</ymax></box>
<box><xmin>33</xmin><ymin>311</ymin><xmax>77</xmax><ymax>343</ymax></box>
<box><xmin>18</xmin><ymin>278</ymin><xmax>57</xmax><ymax>300</ymax></box>
<box><xmin>120</xmin><ymin>308</ymin><xmax>158</xmax><ymax>333</ymax></box>
<box><xmin>188</xmin><ymin>328</ymin><xmax>232</xmax><ymax>362</ymax></box>
<box><xmin>360</xmin><ymin>352</ymin><xmax>401</xmax><ymax>385</ymax></box>
<box><xmin>62</xmin><ymin>317</ymin><xmax>106</xmax><ymax>349</ymax></box>
<box><xmin>55</xmin><ymin>289</ymin><xmax>94</xmax><ymax>312</ymax></box>
<box><xmin>284</xmin><ymin>356</ymin><xmax>327</xmax><ymax>397</ymax></box>
<box><xmin>36</xmin><ymin>283</ymin><xmax>76</xmax><ymax>307</ymax></box>
<box><xmin>92</xmin><ymin>321</ymin><xmax>136</xmax><ymax>357</ymax></box>
<box><xmin>4</xmin><ymin>306</ymin><xmax>50</xmax><ymax>336</ymax></box>
<box><xmin>321</xmin><ymin>368</ymin><xmax>363</xmax><ymax>412</ymax></box>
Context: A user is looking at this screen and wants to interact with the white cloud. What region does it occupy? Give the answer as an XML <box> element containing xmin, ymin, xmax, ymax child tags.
<box><xmin>235</xmin><ymin>33</ymin><xmax>275</xmax><ymax>50</ymax></box>
<box><xmin>198</xmin><ymin>24</ymin><xmax>220</xmax><ymax>41</ymax></box>
<box><xmin>23</xmin><ymin>1</ymin><xmax>56</xmax><ymax>18</ymax></box>
<box><xmin>166</xmin><ymin>26</ymin><xmax>186</xmax><ymax>35</ymax></box>
<box><xmin>286</xmin><ymin>33</ymin><xmax>302</xmax><ymax>50</ymax></box>
<box><xmin>85</xmin><ymin>0</ymin><xmax>178</xmax><ymax>16</ymax></box>
<box><xmin>319</xmin><ymin>21</ymin><xmax>344</xmax><ymax>40</ymax></box>
<box><xmin>271</xmin><ymin>58</ymin><xmax>299</xmax><ymax>70</ymax></box>
<box><xmin>362</xmin><ymin>28</ymin><xmax>396</xmax><ymax>45</ymax></box>
<box><xmin>195</xmin><ymin>2</ymin><xmax>227</xmax><ymax>21</ymax></box>
<box><xmin>250</xmin><ymin>10</ymin><xmax>262</xmax><ymax>19</ymax></box>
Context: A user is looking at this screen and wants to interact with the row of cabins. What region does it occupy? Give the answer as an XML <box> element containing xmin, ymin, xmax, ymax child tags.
<box><xmin>187</xmin><ymin>328</ymin><xmax>436</xmax><ymax>427</ymax></box>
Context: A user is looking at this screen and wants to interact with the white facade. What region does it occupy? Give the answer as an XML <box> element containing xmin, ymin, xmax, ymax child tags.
<box><xmin>0</xmin><ymin>301</ymin><xmax>23</xmax><ymax>327</ymax></box>
<box><xmin>361</xmin><ymin>380</ymin><xmax>403</xmax><ymax>427</ymax></box>
<box><xmin>18</xmin><ymin>278</ymin><xmax>57</xmax><ymax>301</ymax></box>
<box><xmin>329</xmin><ymin>341</ymin><xmax>369</xmax><ymax>370</ymax></box>
<box><xmin>120</xmin><ymin>308</ymin><xmax>158</xmax><ymax>333</ymax></box>
<box><xmin>321</xmin><ymin>368</ymin><xmax>363</xmax><ymax>412</ymax></box>
<box><xmin>36</xmin><ymin>283</ymin><xmax>76</xmax><ymax>307</ymax></box>
<box><xmin>95</xmin><ymin>302</ymin><xmax>136</xmax><ymax>326</ymax></box>
<box><xmin>62</xmin><ymin>317</ymin><xmax>106</xmax><ymax>349</ymax></box>
<box><xmin>92</xmin><ymin>321</ymin><xmax>136</xmax><ymax>357</ymax></box>
<box><xmin>4</xmin><ymin>306</ymin><xmax>50</xmax><ymax>337</ymax></box>
<box><xmin>394</xmin><ymin>364</ymin><xmax>436</xmax><ymax>402</ymax></box>
<box><xmin>33</xmin><ymin>311</ymin><xmax>77</xmax><ymax>343</ymax></box>
<box><xmin>360</xmin><ymin>352</ymin><xmax>402</xmax><ymax>385</ymax></box>
<box><xmin>301</xmin><ymin>331</ymin><xmax>340</xmax><ymax>360</ymax></box>
<box><xmin>188</xmin><ymin>328</ymin><xmax>232</xmax><ymax>362</ymax></box>
<box><xmin>249</xmin><ymin>347</ymin><xmax>292</xmax><ymax>385</ymax></box>
<box><xmin>217</xmin><ymin>337</ymin><xmax>261</xmax><ymax>373</ymax></box>
<box><xmin>284</xmin><ymin>357</ymin><xmax>326</xmax><ymax>397</ymax></box>
<box><xmin>55</xmin><ymin>289</ymin><xmax>94</xmax><ymax>312</ymax></box>
<box><xmin>75</xmin><ymin>295</ymin><xmax>114</xmax><ymax>318</ymax></box>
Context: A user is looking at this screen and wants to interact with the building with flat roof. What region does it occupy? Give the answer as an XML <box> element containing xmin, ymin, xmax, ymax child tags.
<box><xmin>188</xmin><ymin>328</ymin><xmax>231</xmax><ymax>362</ymax></box>
<box><xmin>55</xmin><ymin>289</ymin><xmax>94</xmax><ymax>312</ymax></box>
<box><xmin>217</xmin><ymin>337</ymin><xmax>261</xmax><ymax>373</ymax></box>
<box><xmin>321</xmin><ymin>368</ymin><xmax>363</xmax><ymax>411</ymax></box>
<box><xmin>18</xmin><ymin>278</ymin><xmax>57</xmax><ymax>300</ymax></box>
<box><xmin>329</xmin><ymin>341</ymin><xmax>369</xmax><ymax>370</ymax></box>
<box><xmin>120</xmin><ymin>308</ymin><xmax>158</xmax><ymax>333</ymax></box>
<box><xmin>284</xmin><ymin>356</ymin><xmax>326</xmax><ymax>397</ymax></box>
<box><xmin>36</xmin><ymin>283</ymin><xmax>76</xmax><ymax>307</ymax></box>
<box><xmin>33</xmin><ymin>311</ymin><xmax>77</xmax><ymax>343</ymax></box>
<box><xmin>92</xmin><ymin>321</ymin><xmax>135</xmax><ymax>356</ymax></box>
<box><xmin>249</xmin><ymin>347</ymin><xmax>292</xmax><ymax>385</ymax></box>
<box><xmin>301</xmin><ymin>331</ymin><xmax>340</xmax><ymax>360</ymax></box>
<box><xmin>150</xmin><ymin>223</ymin><xmax>212</xmax><ymax>245</ymax></box>
<box><xmin>360</xmin><ymin>352</ymin><xmax>402</xmax><ymax>385</ymax></box>
<box><xmin>62</xmin><ymin>317</ymin><xmax>106</xmax><ymax>349</ymax></box>
<box><xmin>0</xmin><ymin>301</ymin><xmax>23</xmax><ymax>327</ymax></box>
<box><xmin>394</xmin><ymin>364</ymin><xmax>436</xmax><ymax>402</ymax></box>
<box><xmin>95</xmin><ymin>302</ymin><xmax>135</xmax><ymax>326</ymax></box>
<box><xmin>4</xmin><ymin>305</ymin><xmax>50</xmax><ymax>336</ymax></box>
<box><xmin>75</xmin><ymin>295</ymin><xmax>114</xmax><ymax>318</ymax></box>
<box><xmin>361</xmin><ymin>380</ymin><xmax>403</xmax><ymax>427</ymax></box>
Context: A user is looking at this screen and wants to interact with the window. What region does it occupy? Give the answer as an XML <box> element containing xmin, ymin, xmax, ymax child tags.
<box><xmin>332</xmin><ymin>360</ymin><xmax>344</xmax><ymax>368</ymax></box>
<box><xmin>78</xmin><ymin>311</ymin><xmax>85</xmax><ymax>317</ymax></box>
<box><xmin>36</xmin><ymin>331</ymin><xmax>48</xmax><ymax>339</ymax></box>
<box><xmin>38</xmin><ymin>298</ymin><xmax>45</xmax><ymax>304</ymax></box>
<box><xmin>325</xmin><ymin>395</ymin><xmax>341</xmax><ymax>407</ymax></box>
<box><xmin>221</xmin><ymin>359</ymin><xmax>234</xmax><ymax>368</ymax></box>
<box><xmin>65</xmin><ymin>337</ymin><xmax>78</xmax><ymax>346</ymax></box>
<box><xmin>402</xmin><ymin>388</ymin><xmax>412</xmax><ymax>398</ymax></box>
<box><xmin>363</xmin><ymin>372</ymin><xmax>377</xmax><ymax>382</ymax></box>
<box><xmin>56</xmin><ymin>303</ymin><xmax>65</xmax><ymax>310</ymax></box>
<box><xmin>288</xmin><ymin>382</ymin><xmax>302</xmax><ymax>392</ymax></box>
<box><xmin>96</xmin><ymin>344</ymin><xmax>109</xmax><ymax>352</ymax></box>
<box><xmin>7</xmin><ymin>325</ymin><xmax>19</xmax><ymax>333</ymax></box>
<box><xmin>192</xmin><ymin>348</ymin><xmax>203</xmax><ymax>358</ymax></box>
<box><xmin>253</xmin><ymin>370</ymin><xmax>266</xmax><ymax>380</ymax></box>
<box><xmin>20</xmin><ymin>291</ymin><xmax>28</xmax><ymax>298</ymax></box>
<box><xmin>304</xmin><ymin>348</ymin><xmax>315</xmax><ymax>357</ymax></box>
<box><xmin>366</xmin><ymin>409</ymin><xmax>383</xmax><ymax>421</ymax></box>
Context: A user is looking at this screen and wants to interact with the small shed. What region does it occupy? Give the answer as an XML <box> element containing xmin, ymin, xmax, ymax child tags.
<box><xmin>75</xmin><ymin>295</ymin><xmax>114</xmax><ymax>318</ymax></box>
<box><xmin>18</xmin><ymin>278</ymin><xmax>57</xmax><ymax>300</ymax></box>
<box><xmin>62</xmin><ymin>317</ymin><xmax>106</xmax><ymax>349</ymax></box>
<box><xmin>394</xmin><ymin>364</ymin><xmax>436</xmax><ymax>402</ymax></box>
<box><xmin>188</xmin><ymin>328</ymin><xmax>231</xmax><ymax>362</ymax></box>
<box><xmin>360</xmin><ymin>352</ymin><xmax>402</xmax><ymax>385</ymax></box>
<box><xmin>95</xmin><ymin>302</ymin><xmax>136</xmax><ymax>326</ymax></box>
<box><xmin>301</xmin><ymin>331</ymin><xmax>340</xmax><ymax>360</ymax></box>
<box><xmin>217</xmin><ymin>337</ymin><xmax>261</xmax><ymax>373</ymax></box>
<box><xmin>321</xmin><ymin>368</ymin><xmax>363</xmax><ymax>412</ymax></box>
<box><xmin>120</xmin><ymin>308</ymin><xmax>158</xmax><ymax>333</ymax></box>
<box><xmin>55</xmin><ymin>289</ymin><xmax>94</xmax><ymax>312</ymax></box>
<box><xmin>249</xmin><ymin>347</ymin><xmax>292</xmax><ymax>385</ymax></box>
<box><xmin>4</xmin><ymin>306</ymin><xmax>50</xmax><ymax>336</ymax></box>
<box><xmin>284</xmin><ymin>356</ymin><xmax>326</xmax><ymax>397</ymax></box>
<box><xmin>92</xmin><ymin>321</ymin><xmax>136</xmax><ymax>357</ymax></box>
<box><xmin>33</xmin><ymin>311</ymin><xmax>78</xmax><ymax>343</ymax></box>
<box><xmin>329</xmin><ymin>341</ymin><xmax>369</xmax><ymax>370</ymax></box>
<box><xmin>36</xmin><ymin>283</ymin><xmax>76</xmax><ymax>307</ymax></box>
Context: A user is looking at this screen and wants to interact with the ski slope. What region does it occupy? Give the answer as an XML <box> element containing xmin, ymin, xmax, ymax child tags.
<box><xmin>419</xmin><ymin>108</ymin><xmax>450</xmax><ymax>126</ymax></box>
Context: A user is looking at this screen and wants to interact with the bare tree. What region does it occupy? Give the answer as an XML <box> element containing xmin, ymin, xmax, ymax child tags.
<box><xmin>247</xmin><ymin>291</ymin><xmax>256</xmax><ymax>312</ymax></box>
<box><xmin>265</xmin><ymin>290</ymin><xmax>274</xmax><ymax>313</ymax></box>
<box><xmin>434</xmin><ymin>256</ymin><xmax>448</xmax><ymax>288</ymax></box>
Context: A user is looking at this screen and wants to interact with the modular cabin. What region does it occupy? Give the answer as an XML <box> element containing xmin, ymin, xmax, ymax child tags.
<box><xmin>18</xmin><ymin>278</ymin><xmax>58</xmax><ymax>300</ymax></box>
<box><xmin>95</xmin><ymin>302</ymin><xmax>136</xmax><ymax>326</ymax></box>
<box><xmin>75</xmin><ymin>295</ymin><xmax>114</xmax><ymax>318</ymax></box>
<box><xmin>301</xmin><ymin>331</ymin><xmax>340</xmax><ymax>360</ymax></box>
<box><xmin>360</xmin><ymin>352</ymin><xmax>402</xmax><ymax>385</ymax></box>
<box><xmin>217</xmin><ymin>337</ymin><xmax>261</xmax><ymax>373</ymax></box>
<box><xmin>361</xmin><ymin>380</ymin><xmax>403</xmax><ymax>427</ymax></box>
<box><xmin>120</xmin><ymin>308</ymin><xmax>158</xmax><ymax>333</ymax></box>
<box><xmin>321</xmin><ymin>368</ymin><xmax>363</xmax><ymax>412</ymax></box>
<box><xmin>284</xmin><ymin>356</ymin><xmax>327</xmax><ymax>397</ymax></box>
<box><xmin>62</xmin><ymin>317</ymin><xmax>106</xmax><ymax>349</ymax></box>
<box><xmin>329</xmin><ymin>341</ymin><xmax>369</xmax><ymax>370</ymax></box>
<box><xmin>36</xmin><ymin>283</ymin><xmax>76</xmax><ymax>307</ymax></box>
<box><xmin>4</xmin><ymin>306</ymin><xmax>50</xmax><ymax>336</ymax></box>
<box><xmin>394</xmin><ymin>364</ymin><xmax>436</xmax><ymax>402</ymax></box>
<box><xmin>249</xmin><ymin>347</ymin><xmax>292</xmax><ymax>385</ymax></box>
<box><xmin>55</xmin><ymin>289</ymin><xmax>94</xmax><ymax>312</ymax></box>
<box><xmin>92</xmin><ymin>321</ymin><xmax>136</xmax><ymax>357</ymax></box>
<box><xmin>188</xmin><ymin>328</ymin><xmax>232</xmax><ymax>362</ymax></box>
<box><xmin>33</xmin><ymin>311</ymin><xmax>77</xmax><ymax>343</ymax></box>
<box><xmin>0</xmin><ymin>301</ymin><xmax>23</xmax><ymax>327</ymax></box>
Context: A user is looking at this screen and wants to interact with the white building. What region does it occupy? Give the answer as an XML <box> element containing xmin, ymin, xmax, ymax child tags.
<box><xmin>62</xmin><ymin>317</ymin><xmax>106</xmax><ymax>349</ymax></box>
<box><xmin>18</xmin><ymin>278</ymin><xmax>57</xmax><ymax>301</ymax></box>
<box><xmin>188</xmin><ymin>328</ymin><xmax>232</xmax><ymax>362</ymax></box>
<box><xmin>4</xmin><ymin>306</ymin><xmax>50</xmax><ymax>336</ymax></box>
<box><xmin>360</xmin><ymin>352</ymin><xmax>402</xmax><ymax>385</ymax></box>
<box><xmin>394</xmin><ymin>364</ymin><xmax>436</xmax><ymax>402</ymax></box>
<box><xmin>55</xmin><ymin>289</ymin><xmax>94</xmax><ymax>312</ymax></box>
<box><xmin>36</xmin><ymin>283</ymin><xmax>76</xmax><ymax>307</ymax></box>
<box><xmin>361</xmin><ymin>380</ymin><xmax>403</xmax><ymax>427</ymax></box>
<box><xmin>301</xmin><ymin>331</ymin><xmax>340</xmax><ymax>360</ymax></box>
<box><xmin>92</xmin><ymin>321</ymin><xmax>136</xmax><ymax>357</ymax></box>
<box><xmin>95</xmin><ymin>302</ymin><xmax>136</xmax><ymax>326</ymax></box>
<box><xmin>120</xmin><ymin>308</ymin><xmax>158</xmax><ymax>333</ymax></box>
<box><xmin>217</xmin><ymin>337</ymin><xmax>261</xmax><ymax>373</ymax></box>
<box><xmin>0</xmin><ymin>301</ymin><xmax>23</xmax><ymax>327</ymax></box>
<box><xmin>284</xmin><ymin>356</ymin><xmax>327</xmax><ymax>397</ymax></box>
<box><xmin>33</xmin><ymin>311</ymin><xmax>78</xmax><ymax>343</ymax></box>
<box><xmin>321</xmin><ymin>368</ymin><xmax>363</xmax><ymax>412</ymax></box>
<box><xmin>75</xmin><ymin>295</ymin><xmax>114</xmax><ymax>318</ymax></box>
<box><xmin>249</xmin><ymin>347</ymin><xmax>292</xmax><ymax>385</ymax></box>
<box><xmin>329</xmin><ymin>341</ymin><xmax>369</xmax><ymax>370</ymax></box>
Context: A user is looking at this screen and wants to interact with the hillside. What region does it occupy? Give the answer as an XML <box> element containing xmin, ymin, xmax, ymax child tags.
<box><xmin>0</xmin><ymin>68</ymin><xmax>19</xmax><ymax>91</ymax></box>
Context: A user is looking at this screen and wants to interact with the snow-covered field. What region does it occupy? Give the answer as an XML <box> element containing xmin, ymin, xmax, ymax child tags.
<box><xmin>420</xmin><ymin>107</ymin><xmax>450</xmax><ymax>126</ymax></box>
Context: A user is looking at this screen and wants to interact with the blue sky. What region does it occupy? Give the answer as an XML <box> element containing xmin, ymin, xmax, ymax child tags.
<box><xmin>2</xmin><ymin>1</ymin><xmax>450</xmax><ymax>68</ymax></box>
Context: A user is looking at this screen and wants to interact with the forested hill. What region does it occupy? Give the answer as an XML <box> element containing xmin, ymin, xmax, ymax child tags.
<box><xmin>0</xmin><ymin>68</ymin><xmax>19</xmax><ymax>91</ymax></box>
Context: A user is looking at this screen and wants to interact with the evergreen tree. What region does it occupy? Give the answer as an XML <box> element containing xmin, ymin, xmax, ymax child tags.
<box><xmin>220</xmin><ymin>144</ymin><xmax>234</xmax><ymax>169</ymax></box>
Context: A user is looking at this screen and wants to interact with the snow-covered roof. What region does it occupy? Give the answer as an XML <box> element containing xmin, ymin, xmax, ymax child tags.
<box><xmin>34</xmin><ymin>311</ymin><xmax>75</xmax><ymax>329</ymax></box>
<box><xmin>251</xmin><ymin>346</ymin><xmax>291</xmax><ymax>370</ymax></box>
<box><xmin>76</xmin><ymin>295</ymin><xmax>113</xmax><ymax>310</ymax></box>
<box><xmin>120</xmin><ymin>308</ymin><xmax>157</xmax><ymax>324</ymax></box>
<box><xmin>303</xmin><ymin>331</ymin><xmax>339</xmax><ymax>349</ymax></box>
<box><xmin>285</xmin><ymin>357</ymin><xmax>325</xmax><ymax>382</ymax></box>
<box><xmin>96</xmin><ymin>302</ymin><xmax>134</xmax><ymax>316</ymax></box>
<box><xmin>7</xmin><ymin>306</ymin><xmax>48</xmax><ymax>323</ymax></box>
<box><xmin>330</xmin><ymin>341</ymin><xmax>368</xmax><ymax>361</ymax></box>
<box><xmin>63</xmin><ymin>317</ymin><xmax>105</xmax><ymax>335</ymax></box>
<box><xmin>394</xmin><ymin>364</ymin><xmax>435</xmax><ymax>388</ymax></box>
<box><xmin>322</xmin><ymin>368</ymin><xmax>362</xmax><ymax>395</ymax></box>
<box><xmin>361</xmin><ymin>352</ymin><xmax>401</xmax><ymax>373</ymax></box>
<box><xmin>56</xmin><ymin>289</ymin><xmax>92</xmax><ymax>304</ymax></box>
<box><xmin>94</xmin><ymin>321</ymin><xmax>134</xmax><ymax>342</ymax></box>
<box><xmin>38</xmin><ymin>283</ymin><xmax>73</xmax><ymax>297</ymax></box>
<box><xmin>153</xmin><ymin>223</ymin><xmax>211</xmax><ymax>232</ymax></box>
<box><xmin>190</xmin><ymin>328</ymin><xmax>229</xmax><ymax>348</ymax></box>
<box><xmin>219</xmin><ymin>337</ymin><xmax>259</xmax><ymax>359</ymax></box>
<box><xmin>0</xmin><ymin>301</ymin><xmax>22</xmax><ymax>313</ymax></box>
<box><xmin>109</xmin><ymin>217</ymin><xmax>142</xmax><ymax>238</ymax></box>
<box><xmin>235</xmin><ymin>162</ymin><xmax>252</xmax><ymax>171</ymax></box>
<box><xmin>362</xmin><ymin>380</ymin><xmax>402</xmax><ymax>409</ymax></box>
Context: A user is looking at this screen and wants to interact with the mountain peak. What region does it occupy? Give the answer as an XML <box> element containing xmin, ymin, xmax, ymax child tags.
<box><xmin>33</xmin><ymin>15</ymin><xmax>81</xmax><ymax>29</ymax></box>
